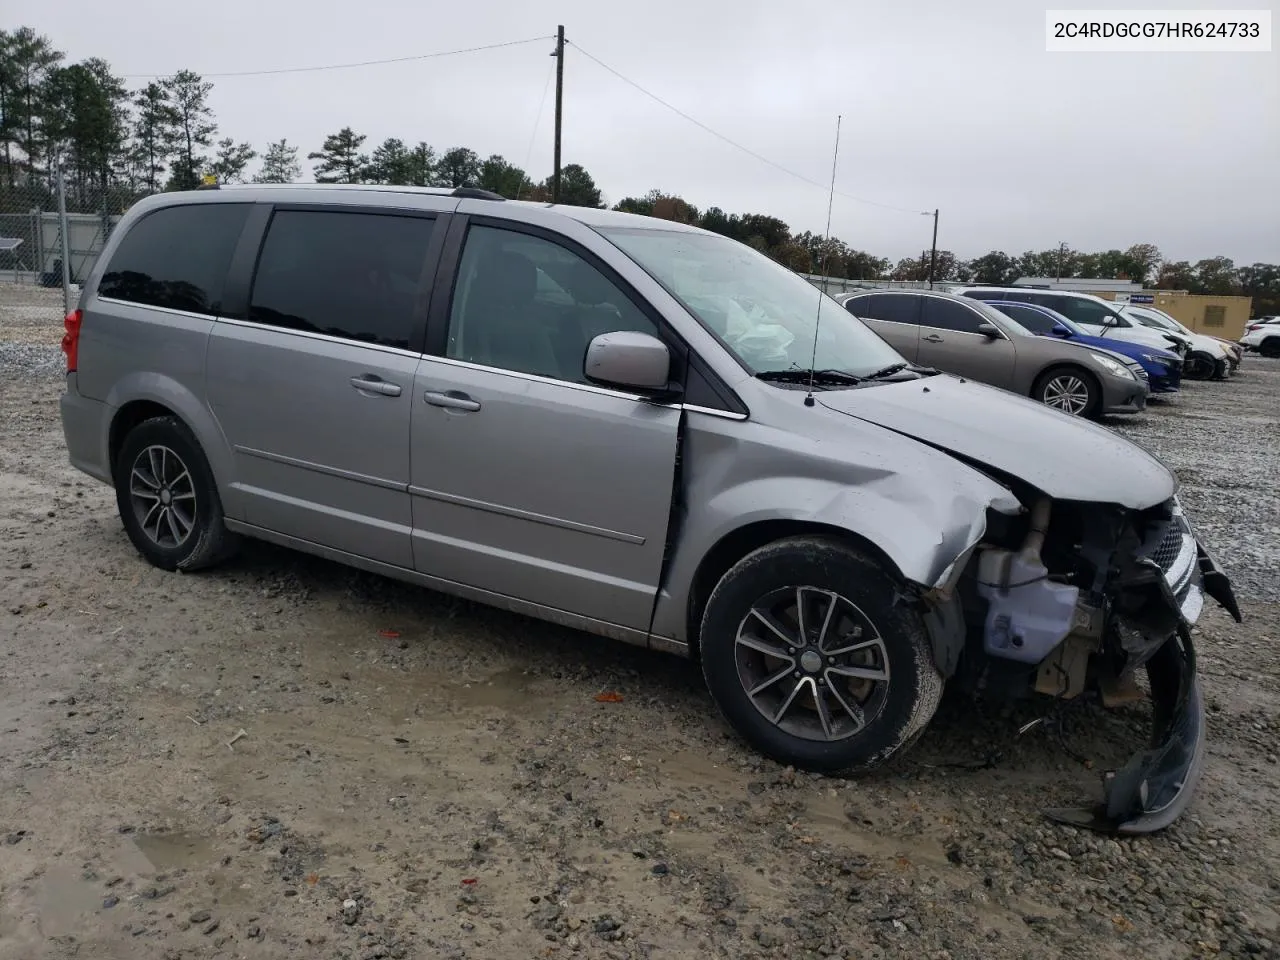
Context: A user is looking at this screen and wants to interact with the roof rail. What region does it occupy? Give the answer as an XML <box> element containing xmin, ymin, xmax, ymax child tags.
<box><xmin>451</xmin><ymin>187</ymin><xmax>506</xmax><ymax>201</ymax></box>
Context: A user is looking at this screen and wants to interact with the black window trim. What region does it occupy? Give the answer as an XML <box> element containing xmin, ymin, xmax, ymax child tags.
<box><xmin>94</xmin><ymin>200</ymin><xmax>258</xmax><ymax>319</ymax></box>
<box><xmin>224</xmin><ymin>202</ymin><xmax>449</xmax><ymax>355</ymax></box>
<box><xmin>424</xmin><ymin>214</ymin><xmax>748</xmax><ymax>417</ymax></box>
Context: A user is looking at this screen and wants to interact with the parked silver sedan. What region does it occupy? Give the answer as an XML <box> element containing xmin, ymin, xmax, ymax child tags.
<box><xmin>837</xmin><ymin>289</ymin><xmax>1148</xmax><ymax>418</ymax></box>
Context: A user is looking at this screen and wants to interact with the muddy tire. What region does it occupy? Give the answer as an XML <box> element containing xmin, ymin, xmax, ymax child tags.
<box><xmin>699</xmin><ymin>537</ymin><xmax>942</xmax><ymax>774</ymax></box>
<box><xmin>113</xmin><ymin>416</ymin><xmax>238</xmax><ymax>572</ymax></box>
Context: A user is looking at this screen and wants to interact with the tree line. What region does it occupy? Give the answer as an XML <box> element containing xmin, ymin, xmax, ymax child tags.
<box><xmin>2</xmin><ymin>25</ymin><xmax>1275</xmax><ymax>316</ymax></box>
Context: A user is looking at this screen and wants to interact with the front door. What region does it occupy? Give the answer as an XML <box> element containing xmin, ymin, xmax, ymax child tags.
<box><xmin>915</xmin><ymin>296</ymin><xmax>1016</xmax><ymax>388</ymax></box>
<box><xmin>207</xmin><ymin>207</ymin><xmax>443</xmax><ymax>568</ymax></box>
<box><xmin>408</xmin><ymin>222</ymin><xmax>681</xmax><ymax>631</ymax></box>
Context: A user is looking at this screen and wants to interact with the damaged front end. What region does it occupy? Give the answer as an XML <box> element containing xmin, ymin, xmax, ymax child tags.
<box><xmin>940</xmin><ymin>493</ymin><xmax>1241</xmax><ymax>834</ymax></box>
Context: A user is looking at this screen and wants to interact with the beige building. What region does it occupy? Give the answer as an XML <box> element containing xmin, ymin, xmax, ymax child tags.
<box><xmin>1012</xmin><ymin>278</ymin><xmax>1252</xmax><ymax>341</ymax></box>
<box><xmin>1091</xmin><ymin>291</ymin><xmax>1251</xmax><ymax>341</ymax></box>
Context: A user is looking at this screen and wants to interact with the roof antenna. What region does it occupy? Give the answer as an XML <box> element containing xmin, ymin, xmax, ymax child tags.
<box><xmin>805</xmin><ymin>114</ymin><xmax>842</xmax><ymax>408</ymax></box>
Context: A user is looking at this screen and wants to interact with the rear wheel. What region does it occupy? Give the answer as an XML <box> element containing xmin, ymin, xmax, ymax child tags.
<box><xmin>1033</xmin><ymin>366</ymin><xmax>1099</xmax><ymax>418</ymax></box>
<box><xmin>113</xmin><ymin>416</ymin><xmax>237</xmax><ymax>571</ymax></box>
<box><xmin>699</xmin><ymin>537</ymin><xmax>942</xmax><ymax>773</ymax></box>
<box><xmin>1260</xmin><ymin>337</ymin><xmax>1280</xmax><ymax>359</ymax></box>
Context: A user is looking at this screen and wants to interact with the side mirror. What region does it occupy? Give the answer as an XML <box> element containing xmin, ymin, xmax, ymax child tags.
<box><xmin>1051</xmin><ymin>325</ymin><xmax>1072</xmax><ymax>338</ymax></box>
<box><xmin>584</xmin><ymin>331</ymin><xmax>674</xmax><ymax>393</ymax></box>
<box><xmin>976</xmin><ymin>323</ymin><xmax>1001</xmax><ymax>339</ymax></box>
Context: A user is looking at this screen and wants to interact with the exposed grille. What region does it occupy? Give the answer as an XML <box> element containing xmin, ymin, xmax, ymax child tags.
<box><xmin>1149</xmin><ymin>522</ymin><xmax>1184</xmax><ymax>571</ymax></box>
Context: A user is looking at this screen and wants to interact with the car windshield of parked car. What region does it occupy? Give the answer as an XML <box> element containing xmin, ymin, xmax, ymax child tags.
<box><xmin>597</xmin><ymin>226</ymin><xmax>904</xmax><ymax>378</ymax></box>
<box><xmin>1133</xmin><ymin>308</ymin><xmax>1193</xmax><ymax>336</ymax></box>
<box><xmin>1125</xmin><ymin>308</ymin><xmax>1170</xmax><ymax>331</ymax></box>
<box><xmin>968</xmin><ymin>299</ymin><xmax>1034</xmax><ymax>336</ymax></box>
<box><xmin>989</xmin><ymin>302</ymin><xmax>1077</xmax><ymax>337</ymax></box>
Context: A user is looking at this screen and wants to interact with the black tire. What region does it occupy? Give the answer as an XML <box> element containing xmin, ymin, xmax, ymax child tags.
<box><xmin>1031</xmin><ymin>366</ymin><xmax>1100</xmax><ymax>418</ymax></box>
<box><xmin>113</xmin><ymin>415</ymin><xmax>238</xmax><ymax>572</ymax></box>
<box><xmin>1260</xmin><ymin>337</ymin><xmax>1280</xmax><ymax>359</ymax></box>
<box><xmin>1185</xmin><ymin>351</ymin><xmax>1216</xmax><ymax>380</ymax></box>
<box><xmin>699</xmin><ymin>537</ymin><xmax>942</xmax><ymax>774</ymax></box>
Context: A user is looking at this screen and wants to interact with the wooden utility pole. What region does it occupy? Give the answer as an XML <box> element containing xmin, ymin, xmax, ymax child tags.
<box><xmin>927</xmin><ymin>208</ymin><xmax>939</xmax><ymax>288</ymax></box>
<box><xmin>552</xmin><ymin>25</ymin><xmax>565</xmax><ymax>203</ymax></box>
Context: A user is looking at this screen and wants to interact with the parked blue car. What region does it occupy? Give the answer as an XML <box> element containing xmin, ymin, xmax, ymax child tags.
<box><xmin>987</xmin><ymin>300</ymin><xmax>1182</xmax><ymax>394</ymax></box>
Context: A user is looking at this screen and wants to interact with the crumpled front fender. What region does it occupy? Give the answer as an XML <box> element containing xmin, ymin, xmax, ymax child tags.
<box><xmin>649</xmin><ymin>418</ymin><xmax>1022</xmax><ymax>646</ymax></box>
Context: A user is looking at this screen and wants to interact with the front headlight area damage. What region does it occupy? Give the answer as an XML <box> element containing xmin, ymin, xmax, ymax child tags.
<box><xmin>923</xmin><ymin>491</ymin><xmax>1241</xmax><ymax>835</ymax></box>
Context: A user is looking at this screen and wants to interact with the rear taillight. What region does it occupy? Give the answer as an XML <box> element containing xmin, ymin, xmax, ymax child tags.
<box><xmin>61</xmin><ymin>308</ymin><xmax>82</xmax><ymax>373</ymax></box>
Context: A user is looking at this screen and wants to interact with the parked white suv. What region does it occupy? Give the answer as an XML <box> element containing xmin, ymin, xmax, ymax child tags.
<box><xmin>1115</xmin><ymin>304</ymin><xmax>1235</xmax><ymax>379</ymax></box>
<box><xmin>1240</xmin><ymin>317</ymin><xmax>1280</xmax><ymax>356</ymax></box>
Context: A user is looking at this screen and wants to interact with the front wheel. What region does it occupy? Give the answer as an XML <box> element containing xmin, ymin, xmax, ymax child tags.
<box><xmin>1185</xmin><ymin>351</ymin><xmax>1217</xmax><ymax>380</ymax></box>
<box><xmin>699</xmin><ymin>537</ymin><xmax>943</xmax><ymax>773</ymax></box>
<box><xmin>1033</xmin><ymin>366</ymin><xmax>1099</xmax><ymax>418</ymax></box>
<box><xmin>1259</xmin><ymin>337</ymin><xmax>1280</xmax><ymax>359</ymax></box>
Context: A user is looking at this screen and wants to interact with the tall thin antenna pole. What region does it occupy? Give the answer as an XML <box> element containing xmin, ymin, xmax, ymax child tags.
<box><xmin>552</xmin><ymin>25</ymin><xmax>565</xmax><ymax>203</ymax></box>
<box><xmin>804</xmin><ymin>114</ymin><xmax>842</xmax><ymax>409</ymax></box>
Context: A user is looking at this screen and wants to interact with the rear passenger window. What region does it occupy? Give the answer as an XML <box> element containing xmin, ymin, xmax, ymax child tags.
<box><xmin>842</xmin><ymin>294</ymin><xmax>882</xmax><ymax>319</ymax></box>
<box><xmin>98</xmin><ymin>204</ymin><xmax>249</xmax><ymax>315</ymax></box>
<box><xmin>446</xmin><ymin>225</ymin><xmax>658</xmax><ymax>384</ymax></box>
<box><xmin>921</xmin><ymin>298</ymin><xmax>984</xmax><ymax>333</ymax></box>
<box><xmin>249</xmin><ymin>210</ymin><xmax>437</xmax><ymax>350</ymax></box>
<box><xmin>875</xmin><ymin>294</ymin><xmax>923</xmax><ymax>326</ymax></box>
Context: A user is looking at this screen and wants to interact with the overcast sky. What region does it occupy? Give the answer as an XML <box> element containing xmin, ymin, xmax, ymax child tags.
<box><xmin>13</xmin><ymin>0</ymin><xmax>1279</xmax><ymax>264</ymax></box>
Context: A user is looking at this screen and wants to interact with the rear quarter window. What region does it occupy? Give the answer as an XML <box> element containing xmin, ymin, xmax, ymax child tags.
<box><xmin>98</xmin><ymin>203</ymin><xmax>250</xmax><ymax>316</ymax></box>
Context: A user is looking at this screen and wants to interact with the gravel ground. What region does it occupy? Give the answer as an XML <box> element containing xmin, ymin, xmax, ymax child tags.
<box><xmin>2</xmin><ymin>285</ymin><xmax>1278</xmax><ymax>960</ymax></box>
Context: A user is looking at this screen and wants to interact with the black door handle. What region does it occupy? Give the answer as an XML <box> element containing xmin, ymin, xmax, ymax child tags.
<box><xmin>922</xmin><ymin>334</ymin><xmax>944</xmax><ymax>343</ymax></box>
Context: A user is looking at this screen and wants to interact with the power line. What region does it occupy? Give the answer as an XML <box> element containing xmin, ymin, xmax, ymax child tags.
<box><xmin>566</xmin><ymin>41</ymin><xmax>927</xmax><ymax>217</ymax></box>
<box><xmin>516</xmin><ymin>59</ymin><xmax>557</xmax><ymax>200</ymax></box>
<box><xmin>124</xmin><ymin>35</ymin><xmax>553</xmax><ymax>80</ymax></box>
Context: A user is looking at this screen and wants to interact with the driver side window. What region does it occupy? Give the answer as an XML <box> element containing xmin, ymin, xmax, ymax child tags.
<box><xmin>447</xmin><ymin>225</ymin><xmax>658</xmax><ymax>384</ymax></box>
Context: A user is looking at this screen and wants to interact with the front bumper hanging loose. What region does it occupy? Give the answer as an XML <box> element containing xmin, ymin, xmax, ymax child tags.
<box><xmin>1043</xmin><ymin>539</ymin><xmax>1240</xmax><ymax>836</ymax></box>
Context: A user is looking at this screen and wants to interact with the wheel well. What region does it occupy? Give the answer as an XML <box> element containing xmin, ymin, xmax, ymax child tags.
<box><xmin>685</xmin><ymin>520</ymin><xmax>903</xmax><ymax>659</ymax></box>
<box><xmin>108</xmin><ymin>400</ymin><xmax>176</xmax><ymax>477</ymax></box>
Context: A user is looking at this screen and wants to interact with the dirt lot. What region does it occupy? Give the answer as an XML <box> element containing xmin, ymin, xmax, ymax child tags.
<box><xmin>2</xmin><ymin>286</ymin><xmax>1277</xmax><ymax>960</ymax></box>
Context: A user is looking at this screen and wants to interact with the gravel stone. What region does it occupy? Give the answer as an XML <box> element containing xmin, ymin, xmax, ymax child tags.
<box><xmin>1</xmin><ymin>285</ymin><xmax>1277</xmax><ymax>958</ymax></box>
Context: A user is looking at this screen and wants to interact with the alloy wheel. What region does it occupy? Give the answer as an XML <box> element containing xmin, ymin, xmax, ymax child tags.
<box><xmin>734</xmin><ymin>586</ymin><xmax>891</xmax><ymax>742</ymax></box>
<box><xmin>1042</xmin><ymin>375</ymin><xmax>1091</xmax><ymax>415</ymax></box>
<box><xmin>129</xmin><ymin>444</ymin><xmax>197</xmax><ymax>548</ymax></box>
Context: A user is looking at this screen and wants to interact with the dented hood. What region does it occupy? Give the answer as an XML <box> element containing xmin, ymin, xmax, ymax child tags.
<box><xmin>819</xmin><ymin>375</ymin><xmax>1175</xmax><ymax>509</ymax></box>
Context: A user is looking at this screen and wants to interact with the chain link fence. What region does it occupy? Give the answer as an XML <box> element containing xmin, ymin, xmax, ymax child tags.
<box><xmin>0</xmin><ymin>170</ymin><xmax>135</xmax><ymax>374</ymax></box>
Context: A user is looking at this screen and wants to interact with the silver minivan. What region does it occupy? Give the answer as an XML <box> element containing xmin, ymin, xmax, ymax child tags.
<box><xmin>59</xmin><ymin>185</ymin><xmax>1239</xmax><ymax>833</ymax></box>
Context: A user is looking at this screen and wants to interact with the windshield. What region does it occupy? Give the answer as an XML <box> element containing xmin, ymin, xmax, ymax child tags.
<box><xmin>969</xmin><ymin>298</ymin><xmax>1034</xmax><ymax>336</ymax></box>
<box><xmin>1127</xmin><ymin>306</ymin><xmax>1187</xmax><ymax>334</ymax></box>
<box><xmin>597</xmin><ymin>226</ymin><xmax>903</xmax><ymax>377</ymax></box>
<box><xmin>985</xmin><ymin>302</ymin><xmax>1068</xmax><ymax>337</ymax></box>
